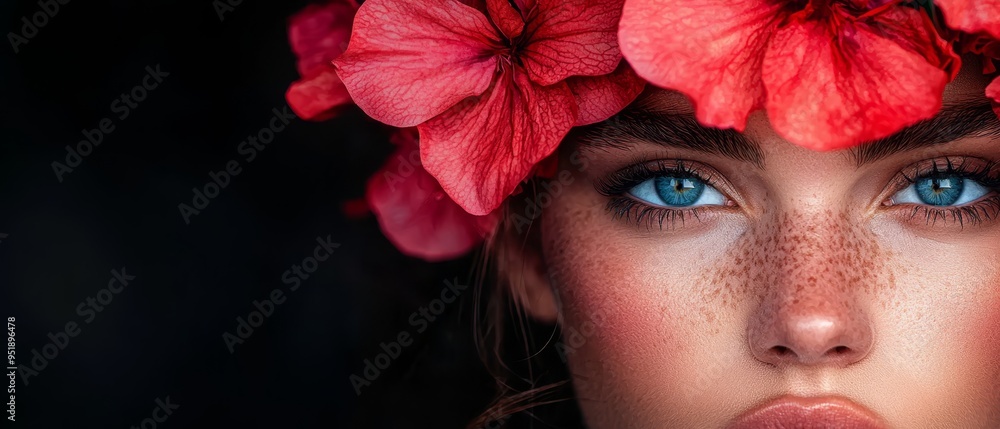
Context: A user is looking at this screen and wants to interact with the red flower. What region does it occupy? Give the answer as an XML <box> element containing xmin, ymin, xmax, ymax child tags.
<box><xmin>935</xmin><ymin>0</ymin><xmax>1000</xmax><ymax>40</ymax></box>
<box><xmin>987</xmin><ymin>76</ymin><xmax>1000</xmax><ymax>118</ymax></box>
<box><xmin>285</xmin><ymin>0</ymin><xmax>359</xmax><ymax>121</ymax></box>
<box><xmin>938</xmin><ymin>13</ymin><xmax>1000</xmax><ymax>120</ymax></box>
<box><xmin>367</xmin><ymin>129</ymin><xmax>499</xmax><ymax>261</ymax></box>
<box><xmin>335</xmin><ymin>0</ymin><xmax>644</xmax><ymax>215</ymax></box>
<box><xmin>958</xmin><ymin>33</ymin><xmax>1000</xmax><ymax>73</ymax></box>
<box><xmin>619</xmin><ymin>0</ymin><xmax>960</xmax><ymax>151</ymax></box>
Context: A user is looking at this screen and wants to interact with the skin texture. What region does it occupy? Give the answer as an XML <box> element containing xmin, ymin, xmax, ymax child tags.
<box><xmin>509</xmin><ymin>59</ymin><xmax>1000</xmax><ymax>428</ymax></box>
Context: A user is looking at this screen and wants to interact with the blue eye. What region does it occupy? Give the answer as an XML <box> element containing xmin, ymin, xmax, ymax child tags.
<box><xmin>892</xmin><ymin>174</ymin><xmax>990</xmax><ymax>206</ymax></box>
<box><xmin>628</xmin><ymin>175</ymin><xmax>726</xmax><ymax>208</ymax></box>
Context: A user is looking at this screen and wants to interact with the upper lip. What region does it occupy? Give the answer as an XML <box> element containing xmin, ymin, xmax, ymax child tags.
<box><xmin>726</xmin><ymin>395</ymin><xmax>887</xmax><ymax>429</ymax></box>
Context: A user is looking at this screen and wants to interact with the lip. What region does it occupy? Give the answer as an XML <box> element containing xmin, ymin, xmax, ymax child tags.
<box><xmin>727</xmin><ymin>395</ymin><xmax>887</xmax><ymax>429</ymax></box>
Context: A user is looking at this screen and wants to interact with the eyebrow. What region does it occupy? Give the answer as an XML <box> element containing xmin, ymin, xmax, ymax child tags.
<box><xmin>851</xmin><ymin>100</ymin><xmax>1000</xmax><ymax>166</ymax></box>
<box><xmin>576</xmin><ymin>100</ymin><xmax>1000</xmax><ymax>169</ymax></box>
<box><xmin>576</xmin><ymin>107</ymin><xmax>766</xmax><ymax>168</ymax></box>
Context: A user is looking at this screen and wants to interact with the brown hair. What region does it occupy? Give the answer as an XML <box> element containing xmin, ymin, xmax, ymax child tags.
<box><xmin>466</xmin><ymin>185</ymin><xmax>582</xmax><ymax>429</ymax></box>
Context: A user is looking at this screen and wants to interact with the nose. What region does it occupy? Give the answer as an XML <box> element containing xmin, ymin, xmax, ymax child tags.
<box><xmin>748</xmin><ymin>300</ymin><xmax>874</xmax><ymax>367</ymax></box>
<box><xmin>746</xmin><ymin>212</ymin><xmax>876</xmax><ymax>368</ymax></box>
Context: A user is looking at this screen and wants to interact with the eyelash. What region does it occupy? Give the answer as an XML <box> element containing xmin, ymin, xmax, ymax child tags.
<box><xmin>890</xmin><ymin>157</ymin><xmax>1000</xmax><ymax>228</ymax></box>
<box><xmin>596</xmin><ymin>157</ymin><xmax>1000</xmax><ymax>230</ymax></box>
<box><xmin>595</xmin><ymin>160</ymin><xmax>730</xmax><ymax>230</ymax></box>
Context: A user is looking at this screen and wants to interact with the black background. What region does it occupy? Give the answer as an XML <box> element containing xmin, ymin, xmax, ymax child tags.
<box><xmin>0</xmin><ymin>0</ymin><xmax>506</xmax><ymax>427</ymax></box>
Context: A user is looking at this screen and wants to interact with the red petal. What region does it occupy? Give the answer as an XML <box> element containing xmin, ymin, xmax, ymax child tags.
<box><xmin>762</xmin><ymin>13</ymin><xmax>949</xmax><ymax>151</ymax></box>
<box><xmin>487</xmin><ymin>0</ymin><xmax>524</xmax><ymax>40</ymax></box>
<box><xmin>460</xmin><ymin>0</ymin><xmax>487</xmax><ymax>10</ymax></box>
<box><xmin>286</xmin><ymin>67</ymin><xmax>353</xmax><ymax>121</ymax></box>
<box><xmin>418</xmin><ymin>70</ymin><xmax>578</xmax><ymax>215</ymax></box>
<box><xmin>987</xmin><ymin>76</ymin><xmax>1000</xmax><ymax>118</ymax></box>
<box><xmin>936</xmin><ymin>0</ymin><xmax>1000</xmax><ymax>40</ymax></box>
<box><xmin>366</xmin><ymin>131</ymin><xmax>499</xmax><ymax>261</ymax></box>
<box><xmin>289</xmin><ymin>0</ymin><xmax>359</xmax><ymax>76</ymax></box>
<box><xmin>876</xmin><ymin>7</ymin><xmax>962</xmax><ymax>81</ymax></box>
<box><xmin>567</xmin><ymin>60</ymin><xmax>646</xmax><ymax>126</ymax></box>
<box><xmin>619</xmin><ymin>0</ymin><xmax>781</xmax><ymax>131</ymax></box>
<box><xmin>957</xmin><ymin>33</ymin><xmax>1000</xmax><ymax>73</ymax></box>
<box><xmin>334</xmin><ymin>0</ymin><xmax>501</xmax><ymax>127</ymax></box>
<box><xmin>520</xmin><ymin>0</ymin><xmax>624</xmax><ymax>86</ymax></box>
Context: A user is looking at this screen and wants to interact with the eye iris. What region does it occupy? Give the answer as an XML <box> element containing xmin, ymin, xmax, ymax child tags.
<box><xmin>653</xmin><ymin>176</ymin><xmax>705</xmax><ymax>207</ymax></box>
<box><xmin>915</xmin><ymin>175</ymin><xmax>965</xmax><ymax>206</ymax></box>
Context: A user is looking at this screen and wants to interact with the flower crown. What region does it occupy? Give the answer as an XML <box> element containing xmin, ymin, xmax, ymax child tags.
<box><xmin>285</xmin><ymin>0</ymin><xmax>1000</xmax><ymax>261</ymax></box>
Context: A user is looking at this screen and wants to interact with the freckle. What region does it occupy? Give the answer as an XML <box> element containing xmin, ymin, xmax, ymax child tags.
<box><xmin>696</xmin><ymin>207</ymin><xmax>903</xmax><ymax>323</ymax></box>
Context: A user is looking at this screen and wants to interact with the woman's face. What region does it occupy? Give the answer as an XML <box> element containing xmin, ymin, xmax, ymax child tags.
<box><xmin>532</xmin><ymin>60</ymin><xmax>1000</xmax><ymax>428</ymax></box>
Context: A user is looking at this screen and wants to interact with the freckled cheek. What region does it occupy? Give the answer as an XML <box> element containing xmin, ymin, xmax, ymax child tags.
<box><xmin>972</xmin><ymin>268</ymin><xmax>1000</xmax><ymax>383</ymax></box>
<box><xmin>540</xmin><ymin>202</ymin><xmax>744</xmax><ymax>410</ymax></box>
<box><xmin>541</xmin><ymin>218</ymin><xmax>659</xmax><ymax>372</ymax></box>
<box><xmin>539</xmin><ymin>188</ymin><xmax>675</xmax><ymax>347</ymax></box>
<box><xmin>964</xmin><ymin>232</ymin><xmax>1000</xmax><ymax>365</ymax></box>
<box><xmin>873</xmin><ymin>225</ymin><xmax>1000</xmax><ymax>421</ymax></box>
<box><xmin>551</xmin><ymin>259</ymin><xmax>696</xmax><ymax>420</ymax></box>
<box><xmin>949</xmin><ymin>267</ymin><xmax>1000</xmax><ymax>422</ymax></box>
<box><xmin>546</xmin><ymin>234</ymin><xmax>685</xmax><ymax>368</ymax></box>
<box><xmin>876</xmin><ymin>226</ymin><xmax>1000</xmax><ymax>360</ymax></box>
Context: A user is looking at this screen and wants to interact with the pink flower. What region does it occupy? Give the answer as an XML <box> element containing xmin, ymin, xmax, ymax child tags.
<box><xmin>619</xmin><ymin>0</ymin><xmax>960</xmax><ymax>151</ymax></box>
<box><xmin>285</xmin><ymin>0</ymin><xmax>360</xmax><ymax>121</ymax></box>
<box><xmin>366</xmin><ymin>129</ymin><xmax>499</xmax><ymax>261</ymax></box>
<box><xmin>335</xmin><ymin>0</ymin><xmax>644</xmax><ymax>215</ymax></box>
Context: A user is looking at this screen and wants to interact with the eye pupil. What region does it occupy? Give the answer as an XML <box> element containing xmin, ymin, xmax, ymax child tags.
<box><xmin>916</xmin><ymin>175</ymin><xmax>965</xmax><ymax>206</ymax></box>
<box><xmin>654</xmin><ymin>176</ymin><xmax>705</xmax><ymax>207</ymax></box>
<box><xmin>932</xmin><ymin>178</ymin><xmax>952</xmax><ymax>193</ymax></box>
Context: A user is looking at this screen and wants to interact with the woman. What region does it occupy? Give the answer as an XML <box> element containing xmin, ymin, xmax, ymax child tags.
<box><xmin>287</xmin><ymin>0</ymin><xmax>1000</xmax><ymax>427</ymax></box>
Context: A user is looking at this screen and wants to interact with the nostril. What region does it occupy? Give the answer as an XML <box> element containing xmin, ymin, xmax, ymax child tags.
<box><xmin>772</xmin><ymin>345</ymin><xmax>794</xmax><ymax>357</ymax></box>
<box><xmin>749</xmin><ymin>311</ymin><xmax>875</xmax><ymax>367</ymax></box>
<box><xmin>767</xmin><ymin>345</ymin><xmax>853</xmax><ymax>361</ymax></box>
